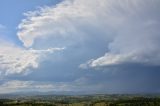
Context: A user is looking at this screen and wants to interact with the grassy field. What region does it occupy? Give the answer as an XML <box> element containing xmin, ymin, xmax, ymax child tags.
<box><xmin>0</xmin><ymin>94</ymin><xmax>160</xmax><ymax>106</ymax></box>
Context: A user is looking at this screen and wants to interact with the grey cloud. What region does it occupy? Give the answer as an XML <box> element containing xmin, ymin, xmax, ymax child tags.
<box><xmin>80</xmin><ymin>0</ymin><xmax>160</xmax><ymax>68</ymax></box>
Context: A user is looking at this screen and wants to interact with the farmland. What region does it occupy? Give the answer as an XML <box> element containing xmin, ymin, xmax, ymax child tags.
<box><xmin>0</xmin><ymin>94</ymin><xmax>160</xmax><ymax>106</ymax></box>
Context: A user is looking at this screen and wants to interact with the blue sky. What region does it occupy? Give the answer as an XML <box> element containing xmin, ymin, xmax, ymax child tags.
<box><xmin>0</xmin><ymin>0</ymin><xmax>160</xmax><ymax>94</ymax></box>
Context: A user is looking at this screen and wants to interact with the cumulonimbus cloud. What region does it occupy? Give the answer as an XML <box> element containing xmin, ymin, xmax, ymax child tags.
<box><xmin>17</xmin><ymin>0</ymin><xmax>160</xmax><ymax>69</ymax></box>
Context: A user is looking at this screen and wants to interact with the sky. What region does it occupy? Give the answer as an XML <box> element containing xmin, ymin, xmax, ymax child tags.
<box><xmin>0</xmin><ymin>0</ymin><xmax>160</xmax><ymax>94</ymax></box>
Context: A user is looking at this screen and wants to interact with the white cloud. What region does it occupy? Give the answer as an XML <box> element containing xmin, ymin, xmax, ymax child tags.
<box><xmin>0</xmin><ymin>40</ymin><xmax>64</xmax><ymax>76</ymax></box>
<box><xmin>17</xmin><ymin>0</ymin><xmax>160</xmax><ymax>69</ymax></box>
<box><xmin>0</xmin><ymin>78</ymin><xmax>105</xmax><ymax>94</ymax></box>
<box><xmin>80</xmin><ymin>52</ymin><xmax>160</xmax><ymax>69</ymax></box>
<box><xmin>29</xmin><ymin>47</ymin><xmax>65</xmax><ymax>54</ymax></box>
<box><xmin>0</xmin><ymin>80</ymin><xmax>72</xmax><ymax>94</ymax></box>
<box><xmin>0</xmin><ymin>80</ymin><xmax>55</xmax><ymax>93</ymax></box>
<box><xmin>17</xmin><ymin>0</ymin><xmax>112</xmax><ymax>48</ymax></box>
<box><xmin>79</xmin><ymin>54</ymin><xmax>132</xmax><ymax>69</ymax></box>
